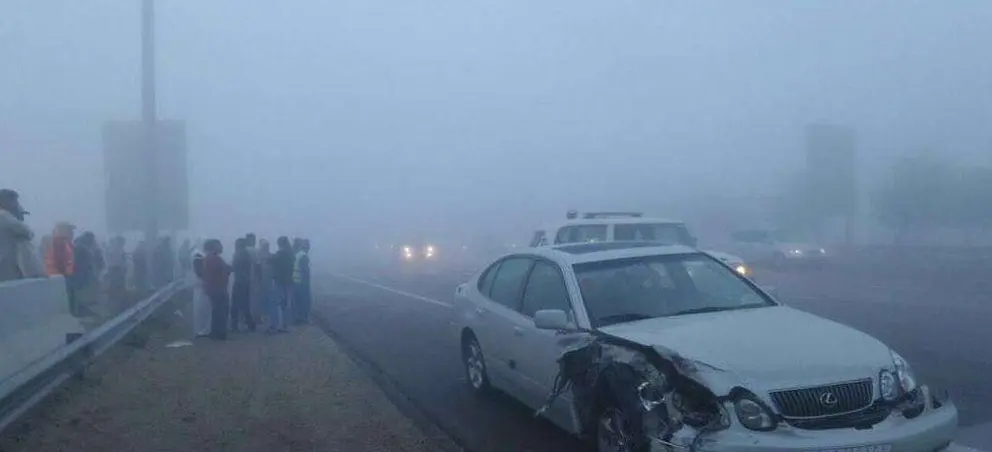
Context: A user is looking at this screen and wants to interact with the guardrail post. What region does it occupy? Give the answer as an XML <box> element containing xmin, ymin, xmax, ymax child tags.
<box><xmin>65</xmin><ymin>332</ymin><xmax>86</xmax><ymax>380</ymax></box>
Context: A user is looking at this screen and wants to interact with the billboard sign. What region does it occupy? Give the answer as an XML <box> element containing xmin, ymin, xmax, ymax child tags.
<box><xmin>103</xmin><ymin>120</ymin><xmax>188</xmax><ymax>232</ymax></box>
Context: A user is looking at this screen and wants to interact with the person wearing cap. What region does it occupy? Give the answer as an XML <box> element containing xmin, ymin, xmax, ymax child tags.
<box><xmin>0</xmin><ymin>189</ymin><xmax>44</xmax><ymax>281</ymax></box>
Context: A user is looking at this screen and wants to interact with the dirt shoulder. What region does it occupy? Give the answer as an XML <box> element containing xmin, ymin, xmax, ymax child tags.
<box><xmin>1</xmin><ymin>300</ymin><xmax>447</xmax><ymax>452</ymax></box>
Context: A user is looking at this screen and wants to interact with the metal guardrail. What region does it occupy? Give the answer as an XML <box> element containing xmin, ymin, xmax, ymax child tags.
<box><xmin>0</xmin><ymin>279</ymin><xmax>190</xmax><ymax>432</ymax></box>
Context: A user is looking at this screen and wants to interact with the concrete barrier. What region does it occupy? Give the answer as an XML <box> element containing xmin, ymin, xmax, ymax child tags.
<box><xmin>0</xmin><ymin>276</ymin><xmax>84</xmax><ymax>385</ymax></box>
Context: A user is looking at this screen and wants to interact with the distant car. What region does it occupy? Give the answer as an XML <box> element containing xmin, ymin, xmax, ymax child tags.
<box><xmin>452</xmin><ymin>242</ymin><xmax>956</xmax><ymax>452</ymax></box>
<box><xmin>392</xmin><ymin>243</ymin><xmax>439</xmax><ymax>263</ymax></box>
<box><xmin>727</xmin><ymin>229</ymin><xmax>828</xmax><ymax>267</ymax></box>
<box><xmin>529</xmin><ymin>211</ymin><xmax>752</xmax><ymax>277</ymax></box>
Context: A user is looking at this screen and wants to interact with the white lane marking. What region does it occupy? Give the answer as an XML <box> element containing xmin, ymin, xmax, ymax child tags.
<box><xmin>954</xmin><ymin>421</ymin><xmax>992</xmax><ymax>452</ymax></box>
<box><xmin>328</xmin><ymin>272</ymin><xmax>453</xmax><ymax>308</ymax></box>
<box><xmin>949</xmin><ymin>445</ymin><xmax>988</xmax><ymax>452</ymax></box>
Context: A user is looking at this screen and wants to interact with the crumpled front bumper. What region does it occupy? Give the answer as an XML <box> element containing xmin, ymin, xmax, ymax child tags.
<box><xmin>651</xmin><ymin>391</ymin><xmax>957</xmax><ymax>452</ymax></box>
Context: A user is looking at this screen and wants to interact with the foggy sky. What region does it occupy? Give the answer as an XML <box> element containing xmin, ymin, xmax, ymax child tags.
<box><xmin>2</xmin><ymin>0</ymin><xmax>991</xmax><ymax>243</ymax></box>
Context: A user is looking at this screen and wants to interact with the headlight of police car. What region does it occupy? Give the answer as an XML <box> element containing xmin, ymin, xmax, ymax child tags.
<box><xmin>881</xmin><ymin>350</ymin><xmax>917</xmax><ymax>401</ymax></box>
<box><xmin>734</xmin><ymin>392</ymin><xmax>777</xmax><ymax>431</ymax></box>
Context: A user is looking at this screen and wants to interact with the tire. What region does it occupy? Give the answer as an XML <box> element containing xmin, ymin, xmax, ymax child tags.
<box><xmin>595</xmin><ymin>404</ymin><xmax>639</xmax><ymax>452</ymax></box>
<box><xmin>462</xmin><ymin>334</ymin><xmax>491</xmax><ymax>394</ymax></box>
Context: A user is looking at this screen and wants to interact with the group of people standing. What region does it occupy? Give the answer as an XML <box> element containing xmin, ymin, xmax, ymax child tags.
<box><xmin>192</xmin><ymin>233</ymin><xmax>311</xmax><ymax>340</ymax></box>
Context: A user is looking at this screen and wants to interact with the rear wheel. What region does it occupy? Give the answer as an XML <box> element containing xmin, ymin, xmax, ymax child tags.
<box><xmin>462</xmin><ymin>334</ymin><xmax>491</xmax><ymax>393</ymax></box>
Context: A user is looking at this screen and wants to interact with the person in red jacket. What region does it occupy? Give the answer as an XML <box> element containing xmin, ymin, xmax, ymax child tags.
<box><xmin>201</xmin><ymin>239</ymin><xmax>232</xmax><ymax>340</ymax></box>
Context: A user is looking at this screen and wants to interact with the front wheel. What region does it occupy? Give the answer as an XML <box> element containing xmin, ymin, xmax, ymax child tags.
<box><xmin>462</xmin><ymin>335</ymin><xmax>491</xmax><ymax>394</ymax></box>
<box><xmin>596</xmin><ymin>406</ymin><xmax>638</xmax><ymax>452</ymax></box>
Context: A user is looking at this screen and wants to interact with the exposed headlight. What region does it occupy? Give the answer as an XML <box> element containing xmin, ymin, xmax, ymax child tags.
<box><xmin>734</xmin><ymin>393</ymin><xmax>777</xmax><ymax>431</ymax></box>
<box><xmin>402</xmin><ymin>246</ymin><xmax>414</xmax><ymax>259</ymax></box>
<box><xmin>881</xmin><ymin>350</ymin><xmax>917</xmax><ymax>401</ymax></box>
<box><xmin>880</xmin><ymin>369</ymin><xmax>900</xmax><ymax>401</ymax></box>
<box><xmin>891</xmin><ymin>350</ymin><xmax>917</xmax><ymax>394</ymax></box>
<box><xmin>734</xmin><ymin>264</ymin><xmax>748</xmax><ymax>276</ymax></box>
<box><xmin>425</xmin><ymin>245</ymin><xmax>436</xmax><ymax>258</ymax></box>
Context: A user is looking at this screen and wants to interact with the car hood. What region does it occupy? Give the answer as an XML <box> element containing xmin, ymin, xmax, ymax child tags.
<box><xmin>702</xmin><ymin>250</ymin><xmax>745</xmax><ymax>265</ymax></box>
<box><xmin>597</xmin><ymin>306</ymin><xmax>891</xmax><ymax>393</ymax></box>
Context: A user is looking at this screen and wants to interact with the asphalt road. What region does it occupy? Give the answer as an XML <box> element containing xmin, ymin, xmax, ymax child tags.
<box><xmin>313</xmin><ymin>261</ymin><xmax>992</xmax><ymax>451</ymax></box>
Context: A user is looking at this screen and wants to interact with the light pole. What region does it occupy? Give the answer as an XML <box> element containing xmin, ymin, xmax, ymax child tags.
<box><xmin>142</xmin><ymin>0</ymin><xmax>158</xmax><ymax>287</ymax></box>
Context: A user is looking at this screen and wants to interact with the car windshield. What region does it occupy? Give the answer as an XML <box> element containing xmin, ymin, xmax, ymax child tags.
<box><xmin>573</xmin><ymin>253</ymin><xmax>775</xmax><ymax>327</ymax></box>
<box><xmin>613</xmin><ymin>223</ymin><xmax>693</xmax><ymax>245</ymax></box>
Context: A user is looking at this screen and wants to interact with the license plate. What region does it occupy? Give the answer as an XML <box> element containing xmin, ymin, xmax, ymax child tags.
<box><xmin>806</xmin><ymin>446</ymin><xmax>892</xmax><ymax>452</ymax></box>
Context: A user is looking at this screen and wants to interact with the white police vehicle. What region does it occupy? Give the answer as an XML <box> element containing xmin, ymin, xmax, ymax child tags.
<box><xmin>529</xmin><ymin>211</ymin><xmax>751</xmax><ymax>277</ymax></box>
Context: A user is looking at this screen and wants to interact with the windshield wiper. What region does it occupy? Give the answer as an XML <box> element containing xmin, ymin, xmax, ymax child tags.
<box><xmin>668</xmin><ymin>306</ymin><xmax>737</xmax><ymax>316</ymax></box>
<box><xmin>598</xmin><ymin>313</ymin><xmax>653</xmax><ymax>325</ymax></box>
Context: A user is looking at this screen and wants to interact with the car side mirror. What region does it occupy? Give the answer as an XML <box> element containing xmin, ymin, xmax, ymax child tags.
<box><xmin>534</xmin><ymin>309</ymin><xmax>571</xmax><ymax>331</ymax></box>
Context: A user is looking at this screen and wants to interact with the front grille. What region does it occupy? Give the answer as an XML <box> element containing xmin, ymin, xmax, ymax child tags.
<box><xmin>770</xmin><ymin>379</ymin><xmax>873</xmax><ymax>418</ymax></box>
<box><xmin>785</xmin><ymin>402</ymin><xmax>890</xmax><ymax>430</ymax></box>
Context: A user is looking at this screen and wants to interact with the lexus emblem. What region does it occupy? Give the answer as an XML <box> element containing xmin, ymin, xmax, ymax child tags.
<box><xmin>819</xmin><ymin>392</ymin><xmax>838</xmax><ymax>407</ymax></box>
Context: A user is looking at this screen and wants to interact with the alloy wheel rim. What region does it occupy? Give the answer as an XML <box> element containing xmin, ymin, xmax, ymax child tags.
<box><xmin>466</xmin><ymin>342</ymin><xmax>485</xmax><ymax>388</ymax></box>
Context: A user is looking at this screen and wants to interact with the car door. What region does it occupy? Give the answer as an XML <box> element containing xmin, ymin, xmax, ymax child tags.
<box><xmin>513</xmin><ymin>259</ymin><xmax>582</xmax><ymax>427</ymax></box>
<box><xmin>476</xmin><ymin>256</ymin><xmax>534</xmax><ymax>395</ymax></box>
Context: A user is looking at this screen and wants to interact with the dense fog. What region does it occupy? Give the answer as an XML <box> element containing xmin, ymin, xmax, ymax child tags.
<box><xmin>3</xmin><ymin>0</ymin><xmax>991</xmax><ymax>248</ymax></box>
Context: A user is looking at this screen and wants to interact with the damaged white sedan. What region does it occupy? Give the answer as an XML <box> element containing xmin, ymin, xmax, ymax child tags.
<box><xmin>453</xmin><ymin>242</ymin><xmax>957</xmax><ymax>452</ymax></box>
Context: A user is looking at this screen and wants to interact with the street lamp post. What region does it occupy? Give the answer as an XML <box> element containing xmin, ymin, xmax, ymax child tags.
<box><xmin>142</xmin><ymin>0</ymin><xmax>158</xmax><ymax>287</ymax></box>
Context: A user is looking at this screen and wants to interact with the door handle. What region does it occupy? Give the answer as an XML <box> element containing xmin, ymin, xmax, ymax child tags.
<box><xmin>513</xmin><ymin>326</ymin><xmax>525</xmax><ymax>337</ymax></box>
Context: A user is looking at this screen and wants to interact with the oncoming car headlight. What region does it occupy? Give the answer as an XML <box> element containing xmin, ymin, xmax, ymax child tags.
<box><xmin>733</xmin><ymin>392</ymin><xmax>777</xmax><ymax>431</ymax></box>
<box><xmin>402</xmin><ymin>246</ymin><xmax>414</xmax><ymax>260</ymax></box>
<box><xmin>425</xmin><ymin>245</ymin><xmax>436</xmax><ymax>258</ymax></box>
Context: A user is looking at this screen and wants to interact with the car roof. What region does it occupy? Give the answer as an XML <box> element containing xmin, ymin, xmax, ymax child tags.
<box><xmin>537</xmin><ymin>217</ymin><xmax>685</xmax><ymax>231</ymax></box>
<box><xmin>510</xmin><ymin>241</ymin><xmax>700</xmax><ymax>265</ymax></box>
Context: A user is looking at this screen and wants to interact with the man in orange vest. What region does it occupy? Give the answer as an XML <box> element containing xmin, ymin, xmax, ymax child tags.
<box><xmin>45</xmin><ymin>221</ymin><xmax>78</xmax><ymax>315</ymax></box>
<box><xmin>45</xmin><ymin>222</ymin><xmax>76</xmax><ymax>276</ymax></box>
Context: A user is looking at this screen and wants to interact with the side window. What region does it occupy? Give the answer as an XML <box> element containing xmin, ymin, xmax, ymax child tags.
<box><xmin>529</xmin><ymin>230</ymin><xmax>547</xmax><ymax>247</ymax></box>
<box><xmin>489</xmin><ymin>258</ymin><xmax>533</xmax><ymax>311</ymax></box>
<box><xmin>614</xmin><ymin>224</ymin><xmax>637</xmax><ymax>241</ymax></box>
<box><xmin>556</xmin><ymin>225</ymin><xmax>608</xmax><ymax>244</ymax></box>
<box><xmin>575</xmin><ymin>225</ymin><xmax>608</xmax><ymax>242</ymax></box>
<box><xmin>477</xmin><ymin>262</ymin><xmax>499</xmax><ymax>296</ymax></box>
<box><xmin>520</xmin><ymin>261</ymin><xmax>572</xmax><ymax>317</ymax></box>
